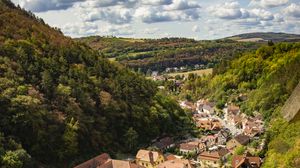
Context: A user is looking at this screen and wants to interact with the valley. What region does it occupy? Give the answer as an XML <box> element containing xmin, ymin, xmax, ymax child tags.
<box><xmin>1</xmin><ymin>0</ymin><xmax>300</xmax><ymax>168</ymax></box>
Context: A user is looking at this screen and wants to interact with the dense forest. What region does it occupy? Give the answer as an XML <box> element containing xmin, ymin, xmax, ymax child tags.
<box><xmin>0</xmin><ymin>1</ymin><xmax>192</xmax><ymax>167</ymax></box>
<box><xmin>77</xmin><ymin>36</ymin><xmax>260</xmax><ymax>73</ymax></box>
<box><xmin>178</xmin><ymin>42</ymin><xmax>300</xmax><ymax>167</ymax></box>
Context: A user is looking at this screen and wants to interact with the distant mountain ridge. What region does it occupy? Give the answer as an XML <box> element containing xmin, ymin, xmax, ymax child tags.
<box><xmin>226</xmin><ymin>32</ymin><xmax>300</xmax><ymax>42</ymax></box>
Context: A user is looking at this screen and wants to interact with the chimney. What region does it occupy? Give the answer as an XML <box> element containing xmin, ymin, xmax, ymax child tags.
<box><xmin>149</xmin><ymin>151</ymin><xmax>154</xmax><ymax>163</ymax></box>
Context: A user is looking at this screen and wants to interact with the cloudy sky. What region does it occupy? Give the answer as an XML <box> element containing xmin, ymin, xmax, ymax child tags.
<box><xmin>11</xmin><ymin>0</ymin><xmax>300</xmax><ymax>39</ymax></box>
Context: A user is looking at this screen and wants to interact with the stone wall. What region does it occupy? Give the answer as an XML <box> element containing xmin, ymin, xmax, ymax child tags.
<box><xmin>281</xmin><ymin>81</ymin><xmax>300</xmax><ymax>122</ymax></box>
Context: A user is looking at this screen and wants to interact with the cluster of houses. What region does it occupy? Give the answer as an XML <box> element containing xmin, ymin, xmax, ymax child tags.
<box><xmin>180</xmin><ymin>99</ymin><xmax>264</xmax><ymax>138</ymax></box>
<box><xmin>74</xmin><ymin>138</ymin><xmax>262</xmax><ymax>168</ymax></box>
<box><xmin>176</xmin><ymin>99</ymin><xmax>265</xmax><ymax>167</ymax></box>
<box><xmin>73</xmin><ymin>98</ymin><xmax>265</xmax><ymax>168</ymax></box>
<box><xmin>73</xmin><ymin>149</ymin><xmax>192</xmax><ymax>168</ymax></box>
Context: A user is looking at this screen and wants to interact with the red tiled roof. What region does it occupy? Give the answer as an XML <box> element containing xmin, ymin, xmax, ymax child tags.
<box><xmin>179</xmin><ymin>143</ymin><xmax>198</xmax><ymax>151</ymax></box>
<box><xmin>232</xmin><ymin>155</ymin><xmax>262</xmax><ymax>168</ymax></box>
<box><xmin>166</xmin><ymin>154</ymin><xmax>177</xmax><ymax>161</ymax></box>
<box><xmin>99</xmin><ymin>159</ymin><xmax>142</xmax><ymax>168</ymax></box>
<box><xmin>74</xmin><ymin>153</ymin><xmax>111</xmax><ymax>168</ymax></box>
<box><xmin>198</xmin><ymin>147</ymin><xmax>229</xmax><ymax>162</ymax></box>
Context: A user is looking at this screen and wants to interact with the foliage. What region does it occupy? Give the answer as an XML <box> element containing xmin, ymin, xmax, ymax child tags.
<box><xmin>178</xmin><ymin>42</ymin><xmax>300</xmax><ymax>167</ymax></box>
<box><xmin>77</xmin><ymin>36</ymin><xmax>260</xmax><ymax>73</ymax></box>
<box><xmin>0</xmin><ymin>1</ymin><xmax>192</xmax><ymax>167</ymax></box>
<box><xmin>234</xmin><ymin>146</ymin><xmax>246</xmax><ymax>155</ymax></box>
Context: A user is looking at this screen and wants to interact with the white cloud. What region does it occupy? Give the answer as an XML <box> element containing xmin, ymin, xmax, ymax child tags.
<box><xmin>61</xmin><ymin>22</ymin><xmax>133</xmax><ymax>37</ymax></box>
<box><xmin>164</xmin><ymin>0</ymin><xmax>200</xmax><ymax>11</ymax></box>
<box><xmin>77</xmin><ymin>0</ymin><xmax>137</xmax><ymax>8</ymax></box>
<box><xmin>192</xmin><ymin>25</ymin><xmax>200</xmax><ymax>32</ymax></box>
<box><xmin>62</xmin><ymin>22</ymin><xmax>99</xmax><ymax>36</ymax></box>
<box><xmin>250</xmin><ymin>0</ymin><xmax>289</xmax><ymax>8</ymax></box>
<box><xmin>209</xmin><ymin>1</ymin><xmax>249</xmax><ymax>20</ymax></box>
<box><xmin>16</xmin><ymin>0</ymin><xmax>83</xmax><ymax>12</ymax></box>
<box><xmin>100</xmin><ymin>24</ymin><xmax>134</xmax><ymax>35</ymax></box>
<box><xmin>81</xmin><ymin>6</ymin><xmax>133</xmax><ymax>24</ymax></box>
<box><xmin>141</xmin><ymin>0</ymin><xmax>172</xmax><ymax>6</ymax></box>
<box><xmin>134</xmin><ymin>6</ymin><xmax>200</xmax><ymax>23</ymax></box>
<box><xmin>249</xmin><ymin>8</ymin><xmax>274</xmax><ymax>21</ymax></box>
<box><xmin>210</xmin><ymin>1</ymin><xmax>275</xmax><ymax>22</ymax></box>
<box><xmin>284</xmin><ymin>3</ymin><xmax>300</xmax><ymax>18</ymax></box>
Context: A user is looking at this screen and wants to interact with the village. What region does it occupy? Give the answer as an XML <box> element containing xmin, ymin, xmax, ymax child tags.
<box><xmin>74</xmin><ymin>98</ymin><xmax>266</xmax><ymax>168</ymax></box>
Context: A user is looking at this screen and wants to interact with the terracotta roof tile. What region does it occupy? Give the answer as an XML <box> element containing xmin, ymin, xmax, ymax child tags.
<box><xmin>74</xmin><ymin>153</ymin><xmax>110</xmax><ymax>168</ymax></box>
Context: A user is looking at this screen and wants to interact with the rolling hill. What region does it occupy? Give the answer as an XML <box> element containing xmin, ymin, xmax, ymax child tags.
<box><xmin>226</xmin><ymin>32</ymin><xmax>300</xmax><ymax>42</ymax></box>
<box><xmin>77</xmin><ymin>33</ymin><xmax>300</xmax><ymax>74</ymax></box>
<box><xmin>77</xmin><ymin>36</ymin><xmax>260</xmax><ymax>73</ymax></box>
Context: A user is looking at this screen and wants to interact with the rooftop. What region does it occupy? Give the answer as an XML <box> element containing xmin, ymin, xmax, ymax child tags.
<box><xmin>99</xmin><ymin>159</ymin><xmax>142</xmax><ymax>168</ymax></box>
<box><xmin>136</xmin><ymin>150</ymin><xmax>162</xmax><ymax>162</ymax></box>
<box><xmin>232</xmin><ymin>154</ymin><xmax>262</xmax><ymax>168</ymax></box>
<box><xmin>158</xmin><ymin>159</ymin><xmax>193</xmax><ymax>168</ymax></box>
<box><xmin>74</xmin><ymin>153</ymin><xmax>110</xmax><ymax>168</ymax></box>
<box><xmin>234</xmin><ymin>134</ymin><xmax>250</xmax><ymax>145</ymax></box>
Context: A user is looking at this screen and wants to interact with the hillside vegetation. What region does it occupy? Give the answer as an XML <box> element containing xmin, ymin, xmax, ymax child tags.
<box><xmin>181</xmin><ymin>42</ymin><xmax>300</xmax><ymax>167</ymax></box>
<box><xmin>0</xmin><ymin>1</ymin><xmax>191</xmax><ymax>167</ymax></box>
<box><xmin>77</xmin><ymin>36</ymin><xmax>259</xmax><ymax>73</ymax></box>
<box><xmin>227</xmin><ymin>32</ymin><xmax>300</xmax><ymax>42</ymax></box>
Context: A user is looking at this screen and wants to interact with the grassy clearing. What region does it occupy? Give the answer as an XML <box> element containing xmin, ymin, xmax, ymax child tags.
<box><xmin>127</xmin><ymin>51</ymin><xmax>152</xmax><ymax>57</ymax></box>
<box><xmin>120</xmin><ymin>38</ymin><xmax>145</xmax><ymax>43</ymax></box>
<box><xmin>108</xmin><ymin>57</ymin><xmax>116</xmax><ymax>61</ymax></box>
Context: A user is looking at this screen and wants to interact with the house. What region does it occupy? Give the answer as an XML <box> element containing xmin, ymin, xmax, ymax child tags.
<box><xmin>228</xmin><ymin>115</ymin><xmax>243</xmax><ymax>128</ymax></box>
<box><xmin>165</xmin><ymin>68</ymin><xmax>172</xmax><ymax>73</ymax></box>
<box><xmin>227</xmin><ymin>105</ymin><xmax>240</xmax><ymax>115</ymax></box>
<box><xmin>197</xmin><ymin>99</ymin><xmax>215</xmax><ymax>114</ymax></box>
<box><xmin>202</xmin><ymin>135</ymin><xmax>218</xmax><ymax>148</ymax></box>
<box><xmin>197</xmin><ymin>147</ymin><xmax>230</xmax><ymax>168</ymax></box>
<box><xmin>192</xmin><ymin>113</ymin><xmax>209</xmax><ymax>121</ymax></box>
<box><xmin>232</xmin><ymin>152</ymin><xmax>262</xmax><ymax>168</ymax></box>
<box><xmin>179</xmin><ymin>141</ymin><xmax>199</xmax><ymax>154</ymax></box>
<box><xmin>74</xmin><ymin>153</ymin><xmax>111</xmax><ymax>168</ymax></box>
<box><xmin>152</xmin><ymin>137</ymin><xmax>175</xmax><ymax>151</ymax></box>
<box><xmin>196</xmin><ymin>119</ymin><xmax>222</xmax><ymax>131</ymax></box>
<box><xmin>203</xmin><ymin>102</ymin><xmax>215</xmax><ymax>114</ymax></box>
<box><xmin>242</xmin><ymin>118</ymin><xmax>264</xmax><ymax>137</ymax></box>
<box><xmin>157</xmin><ymin>159</ymin><xmax>194</xmax><ymax>168</ymax></box>
<box><xmin>196</xmin><ymin>99</ymin><xmax>204</xmax><ymax>113</ymax></box>
<box><xmin>211</xmin><ymin>119</ymin><xmax>222</xmax><ymax>130</ymax></box>
<box><xmin>136</xmin><ymin>150</ymin><xmax>165</xmax><ymax>168</ymax></box>
<box><xmin>151</xmin><ymin>71</ymin><xmax>159</xmax><ymax>77</ymax></box>
<box><xmin>244</xmin><ymin>127</ymin><xmax>261</xmax><ymax>137</ymax></box>
<box><xmin>99</xmin><ymin>159</ymin><xmax>143</xmax><ymax>168</ymax></box>
<box><xmin>216</xmin><ymin>129</ymin><xmax>231</xmax><ymax>145</ymax></box>
<box><xmin>227</xmin><ymin>134</ymin><xmax>250</xmax><ymax>150</ymax></box>
<box><xmin>225</xmin><ymin>105</ymin><xmax>240</xmax><ymax>121</ymax></box>
<box><xmin>179</xmin><ymin>101</ymin><xmax>195</xmax><ymax>111</ymax></box>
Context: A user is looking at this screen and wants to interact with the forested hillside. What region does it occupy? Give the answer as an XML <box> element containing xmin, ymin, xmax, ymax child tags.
<box><xmin>181</xmin><ymin>42</ymin><xmax>300</xmax><ymax>167</ymax></box>
<box><xmin>0</xmin><ymin>1</ymin><xmax>192</xmax><ymax>167</ymax></box>
<box><xmin>77</xmin><ymin>36</ymin><xmax>259</xmax><ymax>73</ymax></box>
